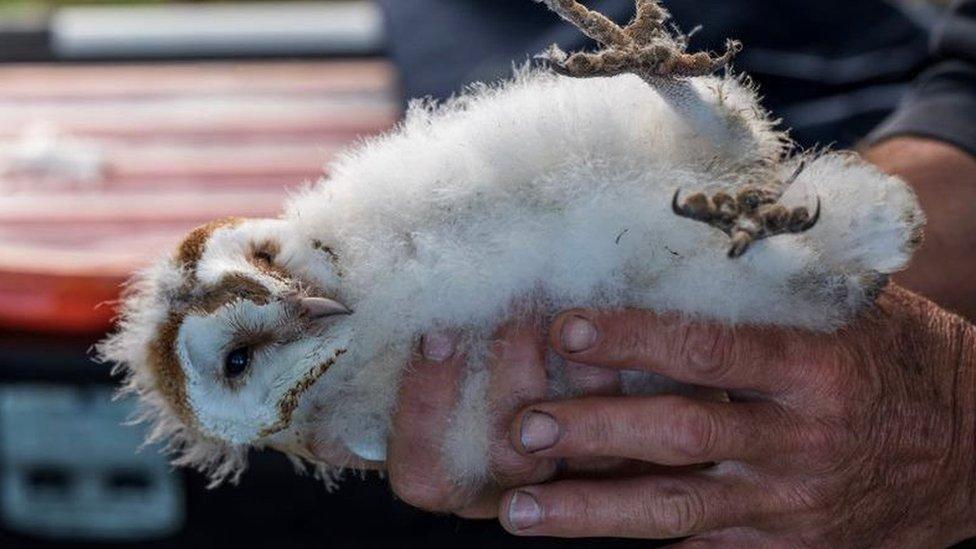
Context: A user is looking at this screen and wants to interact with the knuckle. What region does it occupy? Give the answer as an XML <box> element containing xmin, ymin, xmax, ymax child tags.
<box><xmin>650</xmin><ymin>481</ymin><xmax>707</xmax><ymax>537</ymax></box>
<box><xmin>491</xmin><ymin>451</ymin><xmax>557</xmax><ymax>486</ymax></box>
<box><xmin>669</xmin><ymin>400</ymin><xmax>720</xmax><ymax>461</ymax></box>
<box><xmin>801</xmin><ymin>419</ymin><xmax>853</xmax><ymax>466</ymax></box>
<box><xmin>559</xmin><ymin>404</ymin><xmax>616</xmax><ymax>455</ymax></box>
<box><xmin>788</xmin><ymin>479</ymin><xmax>835</xmax><ymax>518</ymax></box>
<box><xmin>566</xmin><ymin>489</ymin><xmax>596</xmax><ymax>519</ymax></box>
<box><xmin>615</xmin><ymin>313</ymin><xmax>656</xmax><ymax>361</ymax></box>
<box><xmin>388</xmin><ymin>465</ymin><xmax>459</xmax><ymax>512</ymax></box>
<box><xmin>541</xmin><ymin>485</ymin><xmax>596</xmax><ymax>529</ymax></box>
<box><xmin>811</xmin><ymin>343</ymin><xmax>880</xmax><ymax>412</ymax></box>
<box><xmin>674</xmin><ymin>324</ymin><xmax>737</xmax><ymax>381</ymax></box>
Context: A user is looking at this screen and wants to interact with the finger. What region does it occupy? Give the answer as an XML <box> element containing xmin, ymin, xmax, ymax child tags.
<box><xmin>484</xmin><ymin>321</ymin><xmax>559</xmax><ymax>488</ymax></box>
<box><xmin>559</xmin><ymin>457</ymin><xmax>708</xmax><ymax>479</ymax></box>
<box><xmin>561</xmin><ymin>360</ymin><xmax>621</xmax><ymax>396</ymax></box>
<box><xmin>499</xmin><ymin>474</ymin><xmax>774</xmax><ymax>539</ymax></box>
<box><xmin>550</xmin><ymin>309</ymin><xmax>816</xmax><ymax>392</ymax></box>
<box><xmin>542</xmin><ymin>360</ymin><xmax>623</xmax><ymax>477</ymax></box>
<box><xmin>454</xmin><ymin>487</ymin><xmax>505</xmax><ymax>519</ymax></box>
<box><xmin>671</xmin><ymin>528</ymin><xmax>771</xmax><ymax>548</ymax></box>
<box><xmin>453</xmin><ymin>321</ymin><xmax>559</xmax><ymax>517</ymax></box>
<box><xmin>387</xmin><ymin>331</ymin><xmax>471</xmax><ymax>512</ymax></box>
<box><xmin>512</xmin><ymin>395</ymin><xmax>795</xmax><ymax>465</ymax></box>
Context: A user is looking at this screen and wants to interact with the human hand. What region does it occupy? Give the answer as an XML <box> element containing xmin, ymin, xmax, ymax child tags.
<box><xmin>499</xmin><ymin>285</ymin><xmax>976</xmax><ymax>547</ymax></box>
<box><xmin>384</xmin><ymin>322</ymin><xmax>559</xmax><ymax>517</ymax></box>
<box><xmin>864</xmin><ymin>137</ymin><xmax>976</xmax><ymax>321</ymax></box>
<box><xmin>378</xmin><ymin>320</ymin><xmax>643</xmax><ymax>517</ymax></box>
<box><xmin>305</xmin><ymin>316</ymin><xmax>640</xmax><ymax>515</ymax></box>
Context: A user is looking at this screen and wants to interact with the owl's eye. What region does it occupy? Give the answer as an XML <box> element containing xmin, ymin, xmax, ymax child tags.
<box><xmin>224</xmin><ymin>347</ymin><xmax>250</xmax><ymax>379</ymax></box>
<box><xmin>253</xmin><ymin>250</ymin><xmax>274</xmax><ymax>266</ymax></box>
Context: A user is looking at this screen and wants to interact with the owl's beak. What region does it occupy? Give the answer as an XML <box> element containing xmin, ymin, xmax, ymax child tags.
<box><xmin>299</xmin><ymin>297</ymin><xmax>352</xmax><ymax>318</ymax></box>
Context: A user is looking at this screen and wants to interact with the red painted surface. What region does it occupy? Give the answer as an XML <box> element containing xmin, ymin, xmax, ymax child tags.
<box><xmin>0</xmin><ymin>60</ymin><xmax>396</xmax><ymax>333</ymax></box>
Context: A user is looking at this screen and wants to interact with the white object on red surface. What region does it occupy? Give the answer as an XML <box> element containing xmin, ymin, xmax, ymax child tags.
<box><xmin>0</xmin><ymin>60</ymin><xmax>395</xmax><ymax>333</ymax></box>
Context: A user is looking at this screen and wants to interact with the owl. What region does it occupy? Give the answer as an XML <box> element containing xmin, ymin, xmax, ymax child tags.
<box><xmin>97</xmin><ymin>0</ymin><xmax>924</xmax><ymax>489</ymax></box>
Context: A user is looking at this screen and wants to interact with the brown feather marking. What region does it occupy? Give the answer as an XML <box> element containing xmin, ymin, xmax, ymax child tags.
<box><xmin>259</xmin><ymin>348</ymin><xmax>347</xmax><ymax>438</ymax></box>
<box><xmin>194</xmin><ymin>273</ymin><xmax>272</xmax><ymax>313</ymax></box>
<box><xmin>149</xmin><ymin>273</ymin><xmax>274</xmax><ymax>430</ymax></box>
<box><xmin>177</xmin><ymin>217</ymin><xmax>245</xmax><ymax>274</ymax></box>
<box><xmin>312</xmin><ymin>239</ymin><xmax>344</xmax><ymax>278</ymax></box>
<box><xmin>149</xmin><ymin>312</ymin><xmax>195</xmax><ymax>427</ymax></box>
<box><xmin>247</xmin><ymin>239</ymin><xmax>293</xmax><ymax>282</ymax></box>
<box><xmin>145</xmin><ymin>218</ymin><xmax>245</xmax><ymax>430</ymax></box>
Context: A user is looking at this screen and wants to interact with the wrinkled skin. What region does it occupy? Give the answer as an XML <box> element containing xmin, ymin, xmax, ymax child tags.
<box><xmin>308</xmin><ymin>138</ymin><xmax>976</xmax><ymax>546</ymax></box>
<box><xmin>496</xmin><ymin>285</ymin><xmax>976</xmax><ymax>546</ymax></box>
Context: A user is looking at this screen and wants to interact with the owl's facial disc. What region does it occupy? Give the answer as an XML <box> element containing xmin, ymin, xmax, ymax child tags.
<box><xmin>175</xmin><ymin>295</ymin><xmax>352</xmax><ymax>445</ymax></box>
<box><xmin>159</xmin><ymin>218</ymin><xmax>353</xmax><ymax>445</ymax></box>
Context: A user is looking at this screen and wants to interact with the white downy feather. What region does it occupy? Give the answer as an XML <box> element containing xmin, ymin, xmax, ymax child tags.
<box><xmin>98</xmin><ymin>59</ymin><xmax>922</xmax><ymax>486</ymax></box>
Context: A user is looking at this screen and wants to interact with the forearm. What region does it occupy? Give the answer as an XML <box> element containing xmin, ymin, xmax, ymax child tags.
<box><xmin>862</xmin><ymin>137</ymin><xmax>976</xmax><ymax>321</ymax></box>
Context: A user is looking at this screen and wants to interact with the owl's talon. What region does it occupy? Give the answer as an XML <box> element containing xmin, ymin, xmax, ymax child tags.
<box><xmin>785</xmin><ymin>160</ymin><xmax>807</xmax><ymax>187</ymax></box>
<box><xmin>672</xmin><ymin>189</ymin><xmax>717</xmax><ymax>224</ymax></box>
<box><xmin>796</xmin><ymin>197</ymin><xmax>821</xmax><ymax>233</ymax></box>
<box><xmin>674</xmin><ymin>185</ymin><xmax>822</xmax><ymax>258</ymax></box>
<box><xmin>538</xmin><ymin>0</ymin><xmax>738</xmax><ymax>80</ymax></box>
<box><xmin>728</xmin><ymin>230</ymin><xmax>753</xmax><ymax>258</ymax></box>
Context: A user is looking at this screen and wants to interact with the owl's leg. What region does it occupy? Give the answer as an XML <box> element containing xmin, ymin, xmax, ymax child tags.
<box><xmin>623</xmin><ymin>0</ymin><xmax>670</xmax><ymax>43</ymax></box>
<box><xmin>545</xmin><ymin>46</ymin><xmax>641</xmax><ymax>78</ymax></box>
<box><xmin>674</xmin><ymin>185</ymin><xmax>821</xmax><ymax>258</ymax></box>
<box><xmin>537</xmin><ymin>0</ymin><xmax>632</xmax><ymax>47</ymax></box>
<box><xmin>769</xmin><ymin>199</ymin><xmax>821</xmax><ymax>236</ymax></box>
<box><xmin>659</xmin><ymin>43</ymin><xmax>742</xmax><ymax>78</ymax></box>
<box><xmin>538</xmin><ymin>0</ymin><xmax>741</xmax><ymax>80</ymax></box>
<box><xmin>727</xmin><ymin>199</ymin><xmax>820</xmax><ymax>257</ymax></box>
<box><xmin>671</xmin><ymin>189</ymin><xmax>738</xmax><ymax>236</ymax></box>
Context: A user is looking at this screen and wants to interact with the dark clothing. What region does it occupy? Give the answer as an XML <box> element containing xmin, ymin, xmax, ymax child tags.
<box><xmin>378</xmin><ymin>0</ymin><xmax>976</xmax><ymax>155</ymax></box>
<box><xmin>869</xmin><ymin>0</ymin><xmax>976</xmax><ymax>156</ymax></box>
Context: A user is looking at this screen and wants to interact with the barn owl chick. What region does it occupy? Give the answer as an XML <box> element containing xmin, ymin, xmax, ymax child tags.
<box><xmin>98</xmin><ymin>0</ymin><xmax>924</xmax><ymax>489</ymax></box>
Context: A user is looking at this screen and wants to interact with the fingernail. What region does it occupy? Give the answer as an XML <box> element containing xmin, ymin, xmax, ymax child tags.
<box><xmin>520</xmin><ymin>411</ymin><xmax>560</xmax><ymax>452</ymax></box>
<box><xmin>508</xmin><ymin>491</ymin><xmax>542</xmax><ymax>530</ymax></box>
<box><xmin>561</xmin><ymin>315</ymin><xmax>597</xmax><ymax>352</ymax></box>
<box><xmin>422</xmin><ymin>331</ymin><xmax>456</xmax><ymax>362</ymax></box>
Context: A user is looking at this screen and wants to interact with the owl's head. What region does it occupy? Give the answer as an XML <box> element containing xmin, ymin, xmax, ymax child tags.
<box><xmin>97</xmin><ymin>217</ymin><xmax>352</xmax><ymax>483</ymax></box>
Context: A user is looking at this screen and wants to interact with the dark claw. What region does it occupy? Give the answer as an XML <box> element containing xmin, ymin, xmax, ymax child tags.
<box><xmin>671</xmin><ymin>188</ymin><xmax>684</xmax><ymax>216</ymax></box>
<box><xmin>786</xmin><ymin>197</ymin><xmax>821</xmax><ymax>233</ymax></box>
<box><xmin>799</xmin><ymin>197</ymin><xmax>821</xmax><ymax>232</ymax></box>
<box><xmin>672</xmin><ymin>187</ymin><xmax>819</xmax><ymax>259</ymax></box>
<box><xmin>761</xmin><ymin>204</ymin><xmax>790</xmax><ymax>233</ymax></box>
<box><xmin>784</xmin><ymin>160</ymin><xmax>807</xmax><ymax>187</ymax></box>
<box><xmin>673</xmin><ymin>190</ymin><xmax>712</xmax><ymax>222</ymax></box>
<box><xmin>728</xmin><ymin>230</ymin><xmax>753</xmax><ymax>258</ymax></box>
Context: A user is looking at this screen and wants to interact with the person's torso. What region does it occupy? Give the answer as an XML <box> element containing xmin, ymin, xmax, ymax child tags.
<box><xmin>379</xmin><ymin>0</ymin><xmax>935</xmax><ymax>148</ymax></box>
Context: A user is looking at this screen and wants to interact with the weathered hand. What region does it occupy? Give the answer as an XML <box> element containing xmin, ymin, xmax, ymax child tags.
<box><xmin>500</xmin><ymin>285</ymin><xmax>976</xmax><ymax>547</ymax></box>
<box><xmin>385</xmin><ymin>322</ymin><xmax>558</xmax><ymax>518</ymax></box>
<box><xmin>381</xmin><ymin>321</ymin><xmax>635</xmax><ymax>517</ymax></box>
<box><xmin>305</xmin><ymin>318</ymin><xmax>631</xmax><ymax>514</ymax></box>
<box><xmin>864</xmin><ymin>137</ymin><xmax>976</xmax><ymax>321</ymax></box>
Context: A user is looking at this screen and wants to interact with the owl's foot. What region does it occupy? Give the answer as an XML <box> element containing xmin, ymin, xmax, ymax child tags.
<box><xmin>672</xmin><ymin>164</ymin><xmax>821</xmax><ymax>258</ymax></box>
<box><xmin>537</xmin><ymin>0</ymin><xmax>741</xmax><ymax>79</ymax></box>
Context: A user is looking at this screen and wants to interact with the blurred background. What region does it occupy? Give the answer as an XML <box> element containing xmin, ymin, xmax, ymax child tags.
<box><xmin>0</xmin><ymin>0</ymin><xmax>965</xmax><ymax>547</ymax></box>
